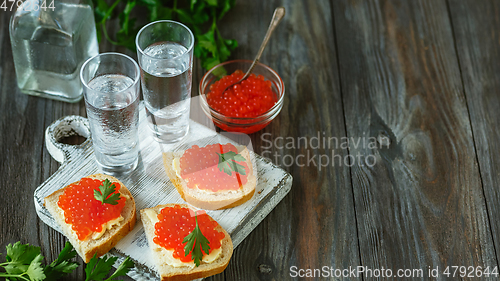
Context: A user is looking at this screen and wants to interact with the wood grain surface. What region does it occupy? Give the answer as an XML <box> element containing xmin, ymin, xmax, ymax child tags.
<box><xmin>219</xmin><ymin>1</ymin><xmax>360</xmax><ymax>280</ymax></box>
<box><xmin>332</xmin><ymin>0</ymin><xmax>498</xmax><ymax>279</ymax></box>
<box><xmin>1</xmin><ymin>0</ymin><xmax>500</xmax><ymax>280</ymax></box>
<box><xmin>0</xmin><ymin>10</ymin><xmax>132</xmax><ymax>281</ymax></box>
<box><xmin>448</xmin><ymin>0</ymin><xmax>500</xmax><ymax>266</ymax></box>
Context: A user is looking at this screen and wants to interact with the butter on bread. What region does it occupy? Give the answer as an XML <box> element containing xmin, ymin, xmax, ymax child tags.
<box><xmin>162</xmin><ymin>145</ymin><xmax>256</xmax><ymax>210</ymax></box>
<box><xmin>44</xmin><ymin>174</ymin><xmax>136</xmax><ymax>263</ymax></box>
<box><xmin>140</xmin><ymin>204</ymin><xmax>233</xmax><ymax>281</ymax></box>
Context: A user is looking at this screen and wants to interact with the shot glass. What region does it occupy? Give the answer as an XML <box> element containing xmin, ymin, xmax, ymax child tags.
<box><xmin>136</xmin><ymin>20</ymin><xmax>194</xmax><ymax>143</ymax></box>
<box><xmin>80</xmin><ymin>53</ymin><xmax>141</xmax><ymax>174</ymax></box>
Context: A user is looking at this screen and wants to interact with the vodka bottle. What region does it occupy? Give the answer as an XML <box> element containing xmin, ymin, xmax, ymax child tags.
<box><xmin>9</xmin><ymin>0</ymin><xmax>99</xmax><ymax>102</ymax></box>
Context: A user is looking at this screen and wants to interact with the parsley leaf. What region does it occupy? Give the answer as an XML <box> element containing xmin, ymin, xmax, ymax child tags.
<box><xmin>94</xmin><ymin>179</ymin><xmax>121</xmax><ymax>205</ymax></box>
<box><xmin>85</xmin><ymin>254</ymin><xmax>134</xmax><ymax>281</ymax></box>
<box><xmin>0</xmin><ymin>242</ymin><xmax>133</xmax><ymax>281</ymax></box>
<box><xmin>92</xmin><ymin>0</ymin><xmax>238</xmax><ymax>70</ymax></box>
<box><xmin>216</xmin><ymin>151</ymin><xmax>247</xmax><ymax>176</ymax></box>
<box><xmin>183</xmin><ymin>212</ymin><xmax>210</xmax><ymax>267</ymax></box>
<box><xmin>1</xmin><ymin>242</ymin><xmax>45</xmax><ymax>280</ymax></box>
<box><xmin>105</xmin><ymin>257</ymin><xmax>134</xmax><ymax>281</ymax></box>
<box><xmin>115</xmin><ymin>0</ymin><xmax>139</xmax><ymax>50</ymax></box>
<box><xmin>26</xmin><ymin>254</ymin><xmax>45</xmax><ymax>281</ymax></box>
<box><xmin>43</xmin><ymin>242</ymin><xmax>79</xmax><ymax>280</ymax></box>
<box><xmin>84</xmin><ymin>254</ymin><xmax>116</xmax><ymax>281</ymax></box>
<box><xmin>3</xmin><ymin>242</ymin><xmax>42</xmax><ymax>275</ymax></box>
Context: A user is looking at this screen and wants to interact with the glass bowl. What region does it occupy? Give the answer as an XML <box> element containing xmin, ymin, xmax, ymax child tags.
<box><xmin>199</xmin><ymin>60</ymin><xmax>285</xmax><ymax>134</ymax></box>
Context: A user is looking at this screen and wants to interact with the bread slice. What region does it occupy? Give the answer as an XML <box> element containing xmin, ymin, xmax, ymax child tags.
<box><xmin>140</xmin><ymin>204</ymin><xmax>233</xmax><ymax>281</ymax></box>
<box><xmin>44</xmin><ymin>174</ymin><xmax>136</xmax><ymax>263</ymax></box>
<box><xmin>162</xmin><ymin>145</ymin><xmax>256</xmax><ymax>210</ymax></box>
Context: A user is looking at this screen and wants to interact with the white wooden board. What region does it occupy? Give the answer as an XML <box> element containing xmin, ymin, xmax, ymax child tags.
<box><xmin>34</xmin><ymin>102</ymin><xmax>292</xmax><ymax>280</ymax></box>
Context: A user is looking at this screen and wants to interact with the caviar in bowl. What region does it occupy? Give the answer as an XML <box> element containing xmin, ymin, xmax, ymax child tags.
<box><xmin>199</xmin><ymin>60</ymin><xmax>285</xmax><ymax>134</ymax></box>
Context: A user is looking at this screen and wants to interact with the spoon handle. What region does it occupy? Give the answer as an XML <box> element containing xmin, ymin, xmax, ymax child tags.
<box><xmin>242</xmin><ymin>7</ymin><xmax>286</xmax><ymax>80</ymax></box>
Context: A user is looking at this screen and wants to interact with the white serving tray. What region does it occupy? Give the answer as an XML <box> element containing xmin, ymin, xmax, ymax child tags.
<box><xmin>34</xmin><ymin>102</ymin><xmax>292</xmax><ymax>280</ymax></box>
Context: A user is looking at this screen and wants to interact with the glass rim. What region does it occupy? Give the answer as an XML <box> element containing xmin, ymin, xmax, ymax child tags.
<box><xmin>135</xmin><ymin>20</ymin><xmax>195</xmax><ymax>61</ymax></box>
<box><xmin>80</xmin><ymin>52</ymin><xmax>141</xmax><ymax>95</ymax></box>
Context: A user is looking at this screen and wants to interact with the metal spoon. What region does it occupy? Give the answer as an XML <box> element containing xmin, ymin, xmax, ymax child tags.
<box><xmin>221</xmin><ymin>7</ymin><xmax>285</xmax><ymax>95</ymax></box>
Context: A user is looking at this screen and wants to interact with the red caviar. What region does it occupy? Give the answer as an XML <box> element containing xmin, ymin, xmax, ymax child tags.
<box><xmin>206</xmin><ymin>70</ymin><xmax>277</xmax><ymax>118</ymax></box>
<box><xmin>179</xmin><ymin>143</ymin><xmax>248</xmax><ymax>192</ymax></box>
<box><xmin>57</xmin><ymin>178</ymin><xmax>126</xmax><ymax>240</ymax></box>
<box><xmin>152</xmin><ymin>205</ymin><xmax>225</xmax><ymax>262</ymax></box>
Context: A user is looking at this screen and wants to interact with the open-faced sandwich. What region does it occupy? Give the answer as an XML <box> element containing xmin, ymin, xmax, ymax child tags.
<box><xmin>141</xmin><ymin>204</ymin><xmax>233</xmax><ymax>281</ymax></box>
<box><xmin>163</xmin><ymin>143</ymin><xmax>256</xmax><ymax>210</ymax></box>
<box><xmin>44</xmin><ymin>174</ymin><xmax>136</xmax><ymax>263</ymax></box>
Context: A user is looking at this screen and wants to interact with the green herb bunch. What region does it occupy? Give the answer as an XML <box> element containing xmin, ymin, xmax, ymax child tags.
<box><xmin>93</xmin><ymin>0</ymin><xmax>238</xmax><ymax>70</ymax></box>
<box><xmin>0</xmin><ymin>241</ymin><xmax>134</xmax><ymax>281</ymax></box>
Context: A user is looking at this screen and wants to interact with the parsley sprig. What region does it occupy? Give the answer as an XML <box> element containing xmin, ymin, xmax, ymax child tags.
<box><xmin>43</xmin><ymin>242</ymin><xmax>79</xmax><ymax>280</ymax></box>
<box><xmin>0</xmin><ymin>242</ymin><xmax>134</xmax><ymax>281</ymax></box>
<box><xmin>0</xmin><ymin>241</ymin><xmax>66</xmax><ymax>281</ymax></box>
<box><xmin>183</xmin><ymin>212</ymin><xmax>210</xmax><ymax>267</ymax></box>
<box><xmin>216</xmin><ymin>151</ymin><xmax>247</xmax><ymax>176</ymax></box>
<box><xmin>94</xmin><ymin>179</ymin><xmax>121</xmax><ymax>205</ymax></box>
<box><xmin>85</xmin><ymin>254</ymin><xmax>134</xmax><ymax>281</ymax></box>
<box><xmin>93</xmin><ymin>0</ymin><xmax>238</xmax><ymax>70</ymax></box>
<box><xmin>0</xmin><ymin>242</ymin><xmax>76</xmax><ymax>281</ymax></box>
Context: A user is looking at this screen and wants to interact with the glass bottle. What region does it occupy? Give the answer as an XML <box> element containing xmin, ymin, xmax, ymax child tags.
<box><xmin>9</xmin><ymin>0</ymin><xmax>99</xmax><ymax>102</ymax></box>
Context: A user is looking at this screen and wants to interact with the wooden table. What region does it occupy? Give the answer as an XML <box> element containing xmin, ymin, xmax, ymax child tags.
<box><xmin>1</xmin><ymin>0</ymin><xmax>500</xmax><ymax>280</ymax></box>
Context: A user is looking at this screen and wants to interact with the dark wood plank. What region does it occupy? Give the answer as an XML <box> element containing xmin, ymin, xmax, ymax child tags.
<box><xmin>333</xmin><ymin>0</ymin><xmax>498</xmax><ymax>278</ymax></box>
<box><xmin>201</xmin><ymin>0</ymin><xmax>361</xmax><ymax>280</ymax></box>
<box><xmin>1</xmin><ymin>2</ymin><xmax>359</xmax><ymax>279</ymax></box>
<box><xmin>0</xmin><ymin>11</ymin><xmax>135</xmax><ymax>280</ymax></box>
<box><xmin>0</xmin><ymin>11</ymin><xmax>88</xmax><ymax>281</ymax></box>
<box><xmin>448</xmin><ymin>0</ymin><xmax>500</xmax><ymax>266</ymax></box>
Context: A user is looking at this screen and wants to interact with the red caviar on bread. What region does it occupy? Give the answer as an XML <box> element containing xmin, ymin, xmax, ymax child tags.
<box><xmin>44</xmin><ymin>174</ymin><xmax>136</xmax><ymax>263</ymax></box>
<box><xmin>140</xmin><ymin>204</ymin><xmax>233</xmax><ymax>281</ymax></box>
<box><xmin>163</xmin><ymin>143</ymin><xmax>257</xmax><ymax>210</ymax></box>
<box><xmin>58</xmin><ymin>178</ymin><xmax>126</xmax><ymax>240</ymax></box>
<box><xmin>153</xmin><ymin>205</ymin><xmax>225</xmax><ymax>263</ymax></box>
<box><xmin>179</xmin><ymin>143</ymin><xmax>248</xmax><ymax>191</ymax></box>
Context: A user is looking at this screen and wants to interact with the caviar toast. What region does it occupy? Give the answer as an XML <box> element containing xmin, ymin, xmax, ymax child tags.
<box><xmin>140</xmin><ymin>204</ymin><xmax>233</xmax><ymax>281</ymax></box>
<box><xmin>163</xmin><ymin>143</ymin><xmax>256</xmax><ymax>210</ymax></box>
<box><xmin>44</xmin><ymin>174</ymin><xmax>136</xmax><ymax>263</ymax></box>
